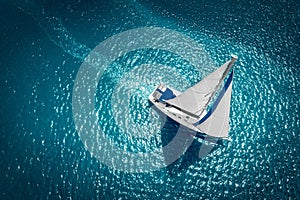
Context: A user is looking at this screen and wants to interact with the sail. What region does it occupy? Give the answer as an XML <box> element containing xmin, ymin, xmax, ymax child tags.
<box><xmin>166</xmin><ymin>59</ymin><xmax>233</xmax><ymax>116</ymax></box>
<box><xmin>193</xmin><ymin>70</ymin><xmax>234</xmax><ymax>138</ymax></box>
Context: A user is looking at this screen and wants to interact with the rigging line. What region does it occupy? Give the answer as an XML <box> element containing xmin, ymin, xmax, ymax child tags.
<box><xmin>196</xmin><ymin>57</ymin><xmax>237</xmax><ymax>118</ymax></box>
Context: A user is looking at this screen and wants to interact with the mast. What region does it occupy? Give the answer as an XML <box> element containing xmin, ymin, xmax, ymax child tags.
<box><xmin>197</xmin><ymin>55</ymin><xmax>238</xmax><ymax>118</ymax></box>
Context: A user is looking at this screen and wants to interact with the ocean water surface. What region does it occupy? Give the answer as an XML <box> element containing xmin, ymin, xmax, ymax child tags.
<box><xmin>0</xmin><ymin>0</ymin><xmax>299</xmax><ymax>199</ymax></box>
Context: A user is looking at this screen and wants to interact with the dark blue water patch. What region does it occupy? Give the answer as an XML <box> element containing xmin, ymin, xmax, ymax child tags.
<box><xmin>139</xmin><ymin>1</ymin><xmax>299</xmax><ymax>55</ymax></box>
<box><xmin>129</xmin><ymin>95</ymin><xmax>153</xmax><ymax>125</ymax></box>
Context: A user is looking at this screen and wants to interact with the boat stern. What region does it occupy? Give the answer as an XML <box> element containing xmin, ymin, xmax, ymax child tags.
<box><xmin>148</xmin><ymin>84</ymin><xmax>176</xmax><ymax>104</ymax></box>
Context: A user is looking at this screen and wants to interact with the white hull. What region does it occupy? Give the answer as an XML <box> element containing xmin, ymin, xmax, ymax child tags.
<box><xmin>148</xmin><ymin>85</ymin><xmax>206</xmax><ymax>133</ymax></box>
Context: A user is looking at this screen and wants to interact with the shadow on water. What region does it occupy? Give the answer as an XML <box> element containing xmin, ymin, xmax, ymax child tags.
<box><xmin>150</xmin><ymin>104</ymin><xmax>223</xmax><ymax>175</ymax></box>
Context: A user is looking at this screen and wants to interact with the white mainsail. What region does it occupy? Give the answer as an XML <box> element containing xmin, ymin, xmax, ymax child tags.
<box><xmin>193</xmin><ymin>70</ymin><xmax>234</xmax><ymax>138</ymax></box>
<box><xmin>166</xmin><ymin>57</ymin><xmax>237</xmax><ymax>117</ymax></box>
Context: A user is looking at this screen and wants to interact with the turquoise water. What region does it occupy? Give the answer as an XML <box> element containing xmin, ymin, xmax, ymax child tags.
<box><xmin>0</xmin><ymin>0</ymin><xmax>299</xmax><ymax>199</ymax></box>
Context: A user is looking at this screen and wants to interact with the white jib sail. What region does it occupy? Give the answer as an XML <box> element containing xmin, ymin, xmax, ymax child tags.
<box><xmin>166</xmin><ymin>59</ymin><xmax>233</xmax><ymax>116</ymax></box>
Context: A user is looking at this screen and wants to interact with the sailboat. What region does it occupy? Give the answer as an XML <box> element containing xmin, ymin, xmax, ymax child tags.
<box><xmin>148</xmin><ymin>55</ymin><xmax>238</xmax><ymax>139</ymax></box>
